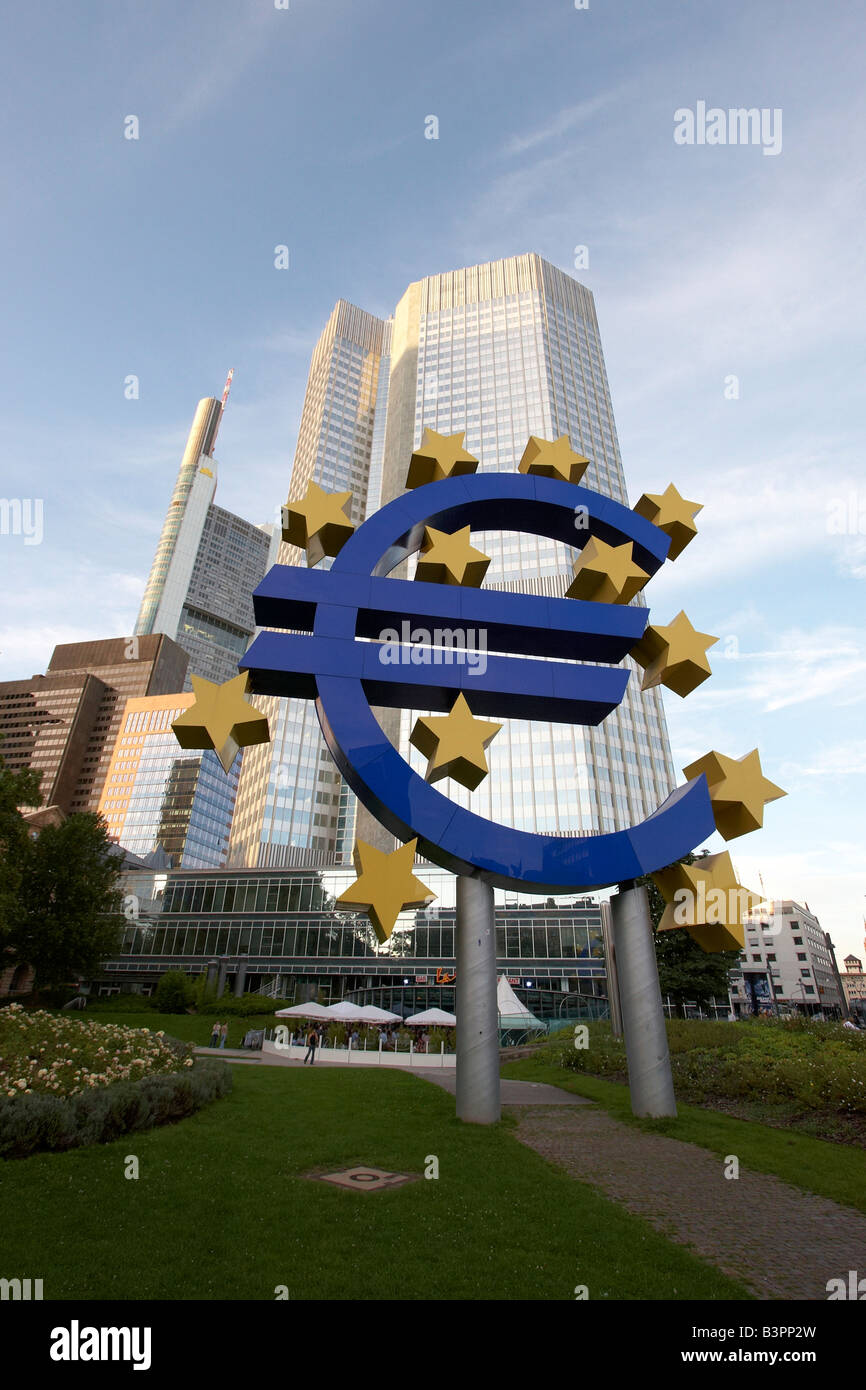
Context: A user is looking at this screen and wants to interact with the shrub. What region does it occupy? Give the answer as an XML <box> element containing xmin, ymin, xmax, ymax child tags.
<box><xmin>205</xmin><ymin>993</ymin><xmax>282</xmax><ymax>1017</ymax></box>
<box><xmin>0</xmin><ymin>1061</ymin><xmax>232</xmax><ymax>1159</ymax></box>
<box><xmin>426</xmin><ymin>1028</ymin><xmax>453</xmax><ymax>1054</ymax></box>
<box><xmin>153</xmin><ymin>971</ymin><xmax>195</xmax><ymax>1014</ymax></box>
<box><xmin>324</xmin><ymin>1022</ymin><xmax>347</xmax><ymax>1048</ymax></box>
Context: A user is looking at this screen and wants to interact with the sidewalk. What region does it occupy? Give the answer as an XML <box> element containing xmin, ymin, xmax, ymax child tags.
<box><xmin>508</xmin><ymin>1102</ymin><xmax>866</xmax><ymax>1300</ymax></box>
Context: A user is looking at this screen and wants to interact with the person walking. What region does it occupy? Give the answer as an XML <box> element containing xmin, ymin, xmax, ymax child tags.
<box><xmin>209</xmin><ymin>1021</ymin><xmax>220</xmax><ymax>1049</ymax></box>
<box><xmin>219</xmin><ymin>1022</ymin><xmax>228</xmax><ymax>1049</ymax></box>
<box><xmin>304</xmin><ymin>1025</ymin><xmax>319</xmax><ymax>1065</ymax></box>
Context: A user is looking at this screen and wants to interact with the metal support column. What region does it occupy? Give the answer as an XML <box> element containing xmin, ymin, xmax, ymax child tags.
<box><xmin>609</xmin><ymin>881</ymin><xmax>676</xmax><ymax>1117</ymax></box>
<box><xmin>600</xmin><ymin>900</ymin><xmax>623</xmax><ymax>1039</ymax></box>
<box><xmin>455</xmin><ymin>876</ymin><xmax>500</xmax><ymax>1124</ymax></box>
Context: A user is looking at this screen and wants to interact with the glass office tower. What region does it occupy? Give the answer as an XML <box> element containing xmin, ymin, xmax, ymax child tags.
<box><xmin>380</xmin><ymin>254</ymin><xmax>675</xmax><ymax>840</ymax></box>
<box><xmin>228</xmin><ymin>302</ymin><xmax>388</xmax><ymax>867</ymax></box>
<box><xmin>135</xmin><ymin>393</ymin><xmax>279</xmax><ymax>689</ymax></box>
<box><xmin>230</xmin><ymin>255</ymin><xmax>675</xmax><ymax>868</ymax></box>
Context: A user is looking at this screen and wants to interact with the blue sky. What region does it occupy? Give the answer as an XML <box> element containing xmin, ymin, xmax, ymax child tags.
<box><xmin>1</xmin><ymin>0</ymin><xmax>863</xmax><ymax>958</ymax></box>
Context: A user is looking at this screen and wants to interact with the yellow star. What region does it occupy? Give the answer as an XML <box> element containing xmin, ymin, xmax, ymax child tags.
<box><xmin>281</xmin><ymin>481</ymin><xmax>355</xmax><ymax>565</ymax></box>
<box><xmin>415</xmin><ymin>525</ymin><xmax>491</xmax><ymax>587</ymax></box>
<box><xmin>633</xmin><ymin>484</ymin><xmax>702</xmax><ymax>560</ymax></box>
<box><xmin>172</xmin><ymin>672</ymin><xmax>269</xmax><ymax>774</ymax></box>
<box><xmin>652</xmin><ymin>852</ymin><xmax>762</xmax><ymax>952</ymax></box>
<box><xmin>410</xmin><ymin>694</ymin><xmax>502</xmax><ymax>791</ymax></box>
<box><xmin>406</xmin><ymin>429</ymin><xmax>479</xmax><ymax>489</ymax></box>
<box><xmin>565</xmin><ymin>536</ymin><xmax>649</xmax><ymax>604</ymax></box>
<box><xmin>682</xmin><ymin>749</ymin><xmax>786</xmax><ymax>841</ymax></box>
<box><xmin>336</xmin><ymin>839</ymin><xmax>436</xmax><ymax>944</ymax></box>
<box><xmin>518</xmin><ymin>435</ymin><xmax>590</xmax><ymax>485</ymax></box>
<box><xmin>630</xmin><ymin>611</ymin><xmax>718</xmax><ymax>697</ymax></box>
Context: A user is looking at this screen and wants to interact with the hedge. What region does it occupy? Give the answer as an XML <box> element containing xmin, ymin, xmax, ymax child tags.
<box><xmin>0</xmin><ymin>1060</ymin><xmax>233</xmax><ymax>1160</ymax></box>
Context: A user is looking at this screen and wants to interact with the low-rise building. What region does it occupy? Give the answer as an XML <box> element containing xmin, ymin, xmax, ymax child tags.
<box><xmin>841</xmin><ymin>953</ymin><xmax>866</xmax><ymax>1023</ymax></box>
<box><xmin>728</xmin><ymin>900</ymin><xmax>844</xmax><ymax>1018</ymax></box>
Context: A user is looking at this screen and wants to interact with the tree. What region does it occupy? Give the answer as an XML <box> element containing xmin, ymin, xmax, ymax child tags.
<box><xmin>12</xmin><ymin>813</ymin><xmax>125</xmax><ymax>990</ymax></box>
<box><xmin>0</xmin><ymin>750</ymin><xmax>42</xmax><ymax>944</ymax></box>
<box><xmin>153</xmin><ymin>970</ymin><xmax>195</xmax><ymax>1014</ymax></box>
<box><xmin>638</xmin><ymin>854</ymin><xmax>741</xmax><ymax>1017</ymax></box>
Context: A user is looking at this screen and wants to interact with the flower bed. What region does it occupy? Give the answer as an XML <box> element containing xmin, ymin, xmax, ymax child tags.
<box><xmin>0</xmin><ymin>1004</ymin><xmax>233</xmax><ymax>1158</ymax></box>
<box><xmin>0</xmin><ymin>1003</ymin><xmax>189</xmax><ymax>1098</ymax></box>
<box><xmin>556</xmin><ymin>1016</ymin><xmax>866</xmax><ymax>1115</ymax></box>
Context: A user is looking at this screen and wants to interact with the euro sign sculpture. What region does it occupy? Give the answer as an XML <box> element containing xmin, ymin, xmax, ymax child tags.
<box><xmin>240</xmin><ymin>469</ymin><xmax>718</xmax><ymax>892</ymax></box>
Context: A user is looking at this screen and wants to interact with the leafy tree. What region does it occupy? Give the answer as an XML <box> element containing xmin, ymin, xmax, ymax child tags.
<box><xmin>0</xmin><ymin>750</ymin><xmax>42</xmax><ymax>944</ymax></box>
<box><xmin>153</xmin><ymin>969</ymin><xmax>195</xmax><ymax>1014</ymax></box>
<box><xmin>12</xmin><ymin>813</ymin><xmax>125</xmax><ymax>990</ymax></box>
<box><xmin>638</xmin><ymin>854</ymin><xmax>741</xmax><ymax>1017</ymax></box>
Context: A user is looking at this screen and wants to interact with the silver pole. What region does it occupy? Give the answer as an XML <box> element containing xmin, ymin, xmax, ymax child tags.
<box><xmin>455</xmin><ymin>875</ymin><xmax>501</xmax><ymax>1124</ymax></box>
<box><xmin>609</xmin><ymin>881</ymin><xmax>676</xmax><ymax>1118</ymax></box>
<box><xmin>600</xmin><ymin>900</ymin><xmax>623</xmax><ymax>1038</ymax></box>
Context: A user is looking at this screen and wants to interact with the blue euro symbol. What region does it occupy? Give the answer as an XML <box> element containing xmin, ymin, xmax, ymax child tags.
<box><xmin>241</xmin><ymin>473</ymin><xmax>714</xmax><ymax>892</ymax></box>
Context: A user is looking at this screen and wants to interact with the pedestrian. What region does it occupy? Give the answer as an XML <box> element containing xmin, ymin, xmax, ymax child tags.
<box><xmin>304</xmin><ymin>1025</ymin><xmax>319</xmax><ymax>1065</ymax></box>
<box><xmin>209</xmin><ymin>1021</ymin><xmax>220</xmax><ymax>1049</ymax></box>
<box><xmin>219</xmin><ymin>1022</ymin><xmax>228</xmax><ymax>1049</ymax></box>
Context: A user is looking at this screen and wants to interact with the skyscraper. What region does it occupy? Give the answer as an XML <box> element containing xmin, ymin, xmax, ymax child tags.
<box><xmin>135</xmin><ymin>387</ymin><xmax>279</xmax><ymax>688</ymax></box>
<box><xmin>228</xmin><ymin>303</ymin><xmax>388</xmax><ymax>867</ymax></box>
<box><xmin>0</xmin><ymin>634</ymin><xmax>189</xmax><ymax>814</ymax></box>
<box><xmin>230</xmin><ymin>255</ymin><xmax>675</xmax><ymax>868</ymax></box>
<box><xmin>99</xmin><ymin>693</ymin><xmax>239</xmax><ymax>868</ymax></box>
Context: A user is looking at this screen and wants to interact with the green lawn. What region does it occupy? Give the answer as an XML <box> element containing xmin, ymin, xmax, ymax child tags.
<box><xmin>80</xmin><ymin>1010</ymin><xmax>280</xmax><ymax>1050</ymax></box>
<box><xmin>1</xmin><ymin>1064</ymin><xmax>750</xmax><ymax>1301</ymax></box>
<box><xmin>503</xmin><ymin>1054</ymin><xmax>866</xmax><ymax>1216</ymax></box>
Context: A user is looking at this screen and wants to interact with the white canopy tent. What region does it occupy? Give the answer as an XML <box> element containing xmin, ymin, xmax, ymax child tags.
<box><xmin>496</xmin><ymin>976</ymin><xmax>544</xmax><ymax>1032</ymax></box>
<box><xmin>323</xmin><ymin>1001</ymin><xmax>368</xmax><ymax>1022</ymax></box>
<box><xmin>404</xmin><ymin>1007</ymin><xmax>457</xmax><ymax>1027</ymax></box>
<box><xmin>355</xmin><ymin>1005</ymin><xmax>402</xmax><ymax>1023</ymax></box>
<box><xmin>274</xmin><ymin>1002</ymin><xmax>332</xmax><ymax>1021</ymax></box>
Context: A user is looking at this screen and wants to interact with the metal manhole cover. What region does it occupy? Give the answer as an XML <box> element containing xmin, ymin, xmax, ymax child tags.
<box><xmin>311</xmin><ymin>1165</ymin><xmax>419</xmax><ymax>1192</ymax></box>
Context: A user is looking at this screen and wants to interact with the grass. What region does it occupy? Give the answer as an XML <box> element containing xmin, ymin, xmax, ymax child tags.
<box><xmin>76</xmin><ymin>1011</ymin><xmax>279</xmax><ymax>1050</ymax></box>
<box><xmin>502</xmin><ymin>1053</ymin><xmax>866</xmax><ymax>1216</ymax></box>
<box><xmin>0</xmin><ymin>1064</ymin><xmax>751</xmax><ymax>1301</ymax></box>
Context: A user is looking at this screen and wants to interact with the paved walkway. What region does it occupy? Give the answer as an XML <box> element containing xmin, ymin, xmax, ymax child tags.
<box><xmin>508</xmin><ymin>1104</ymin><xmax>866</xmax><ymax>1300</ymax></box>
<box><xmin>416</xmin><ymin>1072</ymin><xmax>590</xmax><ymax>1106</ymax></box>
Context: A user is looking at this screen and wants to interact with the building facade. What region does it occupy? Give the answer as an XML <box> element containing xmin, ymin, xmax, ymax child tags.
<box><xmin>228</xmin><ymin>303</ymin><xmax>388</xmax><ymax>868</ymax></box>
<box><xmin>99</xmin><ymin>693</ymin><xmax>239</xmax><ymax>869</ymax></box>
<box><xmin>729</xmin><ymin>900</ymin><xmax>845</xmax><ymax>1017</ymax></box>
<box><xmin>98</xmin><ymin>863</ymin><xmax>607</xmax><ymax>1020</ymax></box>
<box><xmin>0</xmin><ymin>635</ymin><xmax>188</xmax><ymax>814</ymax></box>
<box><xmin>135</xmin><ymin>393</ymin><xmax>279</xmax><ymax>687</ymax></box>
<box><xmin>230</xmin><ymin>254</ymin><xmax>676</xmax><ymax>870</ymax></box>
<box><xmin>841</xmin><ymin>954</ymin><xmax>866</xmax><ymax>1021</ymax></box>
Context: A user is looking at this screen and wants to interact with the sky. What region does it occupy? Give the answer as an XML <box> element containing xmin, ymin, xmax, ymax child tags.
<box><xmin>1</xmin><ymin>0</ymin><xmax>863</xmax><ymax>960</ymax></box>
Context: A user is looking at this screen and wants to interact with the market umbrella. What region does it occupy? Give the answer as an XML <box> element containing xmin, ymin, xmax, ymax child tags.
<box><xmin>356</xmin><ymin>1005</ymin><xmax>402</xmax><ymax>1023</ymax></box>
<box><xmin>404</xmin><ymin>1007</ymin><xmax>457</xmax><ymax>1027</ymax></box>
<box><xmin>274</xmin><ymin>1002</ymin><xmax>332</xmax><ymax>1020</ymax></box>
<box><xmin>323</xmin><ymin>1000</ymin><xmax>368</xmax><ymax>1022</ymax></box>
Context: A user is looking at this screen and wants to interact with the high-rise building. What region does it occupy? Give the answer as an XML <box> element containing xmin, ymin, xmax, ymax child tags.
<box><xmin>99</xmin><ymin>693</ymin><xmax>239</xmax><ymax>868</ymax></box>
<box><xmin>230</xmin><ymin>254</ymin><xmax>675</xmax><ymax>868</ymax></box>
<box><xmin>0</xmin><ymin>635</ymin><xmax>189</xmax><ymax>814</ymax></box>
<box><xmin>0</xmin><ymin>670</ymin><xmax>108</xmax><ymax>814</ymax></box>
<box><xmin>228</xmin><ymin>303</ymin><xmax>388</xmax><ymax>867</ymax></box>
<box><xmin>135</xmin><ymin>389</ymin><xmax>279</xmax><ymax>687</ymax></box>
